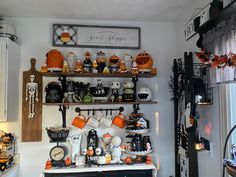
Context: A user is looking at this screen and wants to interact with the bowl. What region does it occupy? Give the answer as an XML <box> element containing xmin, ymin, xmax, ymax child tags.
<box><xmin>46</xmin><ymin>127</ymin><xmax>69</xmax><ymax>142</ymax></box>
<box><xmin>90</xmin><ymin>87</ymin><xmax>109</xmax><ymax>97</ymax></box>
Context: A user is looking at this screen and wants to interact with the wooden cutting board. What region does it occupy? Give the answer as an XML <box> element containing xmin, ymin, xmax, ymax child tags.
<box><xmin>22</xmin><ymin>58</ymin><xmax>42</xmax><ymax>142</ymax></box>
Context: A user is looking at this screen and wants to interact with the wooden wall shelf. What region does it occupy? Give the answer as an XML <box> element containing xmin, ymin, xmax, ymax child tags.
<box><xmin>41</xmin><ymin>72</ymin><xmax>157</xmax><ymax>78</ymax></box>
<box><xmin>197</xmin><ymin>0</ymin><xmax>236</xmax><ymax>34</ymax></box>
<box><xmin>42</xmin><ymin>101</ymin><xmax>158</xmax><ymax>106</ymax></box>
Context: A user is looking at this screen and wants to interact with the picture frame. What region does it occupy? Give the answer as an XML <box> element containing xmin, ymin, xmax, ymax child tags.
<box><xmin>184</xmin><ymin>18</ymin><xmax>198</xmax><ymax>41</ymax></box>
<box><xmin>52</xmin><ymin>24</ymin><xmax>141</xmax><ymax>49</ymax></box>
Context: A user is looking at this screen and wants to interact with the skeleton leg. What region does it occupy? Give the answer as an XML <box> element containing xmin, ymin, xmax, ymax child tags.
<box><xmin>31</xmin><ymin>99</ymin><xmax>35</xmax><ymax>118</ymax></box>
<box><xmin>28</xmin><ymin>96</ymin><xmax>32</xmax><ymax>118</ymax></box>
<box><xmin>30</xmin><ymin>95</ymin><xmax>35</xmax><ymax>118</ymax></box>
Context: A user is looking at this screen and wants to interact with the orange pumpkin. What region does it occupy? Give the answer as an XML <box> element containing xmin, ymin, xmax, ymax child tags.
<box><xmin>109</xmin><ymin>55</ymin><xmax>120</xmax><ymax>67</ymax></box>
<box><xmin>135</xmin><ymin>52</ymin><xmax>153</xmax><ymax>72</ymax></box>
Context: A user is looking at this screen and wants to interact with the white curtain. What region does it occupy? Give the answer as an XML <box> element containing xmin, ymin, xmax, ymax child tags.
<box><xmin>204</xmin><ymin>22</ymin><xmax>236</xmax><ymax>85</ymax></box>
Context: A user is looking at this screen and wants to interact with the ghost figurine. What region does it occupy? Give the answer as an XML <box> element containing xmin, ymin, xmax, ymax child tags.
<box><xmin>68</xmin><ymin>134</ymin><xmax>83</xmax><ymax>163</ymax></box>
<box><xmin>110</xmin><ymin>136</ymin><xmax>122</xmax><ymax>163</ymax></box>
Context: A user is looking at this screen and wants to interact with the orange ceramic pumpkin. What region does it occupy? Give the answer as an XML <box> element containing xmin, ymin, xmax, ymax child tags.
<box><xmin>46</xmin><ymin>49</ymin><xmax>64</xmax><ymax>72</ymax></box>
<box><xmin>135</xmin><ymin>52</ymin><xmax>153</xmax><ymax>72</ymax></box>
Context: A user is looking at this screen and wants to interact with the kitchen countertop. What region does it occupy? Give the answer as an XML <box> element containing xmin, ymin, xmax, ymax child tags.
<box><xmin>44</xmin><ymin>163</ymin><xmax>158</xmax><ymax>176</ymax></box>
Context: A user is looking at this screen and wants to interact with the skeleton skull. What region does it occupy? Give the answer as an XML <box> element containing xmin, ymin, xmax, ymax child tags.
<box><xmin>30</xmin><ymin>75</ymin><xmax>35</xmax><ymax>82</ymax></box>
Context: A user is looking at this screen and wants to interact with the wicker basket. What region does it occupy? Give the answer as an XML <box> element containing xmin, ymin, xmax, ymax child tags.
<box><xmin>46</xmin><ymin>128</ymin><xmax>69</xmax><ymax>142</ymax></box>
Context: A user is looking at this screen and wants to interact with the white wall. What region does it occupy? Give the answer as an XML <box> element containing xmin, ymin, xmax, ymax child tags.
<box><xmin>175</xmin><ymin>1</ymin><xmax>222</xmax><ymax>177</ymax></box>
<box><xmin>0</xmin><ymin>18</ymin><xmax>177</xmax><ymax>177</ymax></box>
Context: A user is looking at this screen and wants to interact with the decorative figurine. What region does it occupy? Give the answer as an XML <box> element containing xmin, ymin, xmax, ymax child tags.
<box><xmin>136</xmin><ymin>87</ymin><xmax>152</xmax><ymax>102</ymax></box>
<box><xmin>87</xmin><ymin>146</ymin><xmax>94</xmax><ymax>164</ymax></box>
<box><xmin>82</xmin><ymin>148</ymin><xmax>87</xmax><ymax>156</ymax></box>
<box><xmin>45</xmin><ymin>159</ymin><xmax>52</xmax><ymax>169</ymax></box>
<box><xmin>124</xmin><ymin>157</ymin><xmax>132</xmax><ymax>165</ymax></box>
<box><xmin>68</xmin><ymin>133</ymin><xmax>83</xmax><ymax>163</ymax></box>
<box><xmin>46</xmin><ymin>49</ymin><xmax>64</xmax><ymax>72</ymax></box>
<box><xmin>83</xmin><ymin>51</ymin><xmax>92</xmax><ymax>72</ymax></box>
<box><xmin>62</xmin><ymin>60</ymin><xmax>71</xmax><ymax>73</ymax></box>
<box><xmin>87</xmin><ymin>129</ymin><xmax>98</xmax><ymax>150</ymax></box>
<box><xmin>124</xmin><ymin>54</ymin><xmax>133</xmax><ymax>72</ymax></box>
<box><xmin>95</xmin><ymin>147</ymin><xmax>102</xmax><ymax>156</ymax></box>
<box><xmin>135</xmin><ymin>51</ymin><xmax>153</xmax><ymax>73</ymax></box>
<box><xmin>109</xmin><ymin>55</ymin><xmax>120</xmax><ymax>73</ymax></box>
<box><xmin>103</xmin><ymin>67</ymin><xmax>110</xmax><ymax>74</ymax></box>
<box><xmin>82</xmin><ymin>90</ymin><xmax>92</xmax><ymax>103</ymax></box>
<box><xmin>126</xmin><ymin>114</ymin><xmax>150</xmax><ymax>134</ymax></box>
<box><xmin>122</xmin><ymin>80</ymin><xmax>135</xmax><ymax>102</ymax></box>
<box><xmin>110</xmin><ymin>136</ymin><xmax>123</xmax><ymax>163</ymax></box>
<box><xmin>119</xmin><ymin>59</ymin><xmax>127</xmax><ymax>73</ymax></box>
<box><xmin>109</xmin><ymin>81</ymin><xmax>121</xmax><ymax>102</ymax></box>
<box><xmin>40</xmin><ymin>61</ymin><xmax>48</xmax><ymax>73</ymax></box>
<box><xmin>65</xmin><ymin>157</ymin><xmax>72</xmax><ymax>166</ymax></box>
<box><xmin>117</xmin><ymin>95</ymin><xmax>123</xmax><ymax>102</ymax></box>
<box><xmin>66</xmin><ymin>52</ymin><xmax>76</xmax><ymax>71</ymax></box>
<box><xmin>145</xmin><ymin>155</ymin><xmax>152</xmax><ymax>164</ymax></box>
<box><xmin>143</xmin><ymin>136</ymin><xmax>152</xmax><ymax>151</ymax></box>
<box><xmin>75</xmin><ymin>59</ymin><xmax>84</xmax><ymax>73</ymax></box>
<box><xmin>92</xmin><ymin>60</ymin><xmax>98</xmax><ymax>73</ymax></box>
<box><xmin>96</xmin><ymin>51</ymin><xmax>107</xmax><ymax>73</ymax></box>
<box><xmin>102</xmin><ymin>133</ymin><xmax>112</xmax><ymax>151</ymax></box>
<box><xmin>131</xmin><ymin>60</ymin><xmax>139</xmax><ymax>74</ymax></box>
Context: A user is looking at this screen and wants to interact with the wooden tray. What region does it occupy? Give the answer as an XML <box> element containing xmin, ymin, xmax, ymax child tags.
<box><xmin>22</xmin><ymin>58</ymin><xmax>42</xmax><ymax>142</ymax></box>
<box><xmin>226</xmin><ymin>165</ymin><xmax>236</xmax><ymax>177</ymax></box>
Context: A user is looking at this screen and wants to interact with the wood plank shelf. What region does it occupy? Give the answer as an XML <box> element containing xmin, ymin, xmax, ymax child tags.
<box><xmin>197</xmin><ymin>0</ymin><xmax>236</xmax><ymax>34</ymax></box>
<box><xmin>41</xmin><ymin>72</ymin><xmax>157</xmax><ymax>78</ymax></box>
<box><xmin>42</xmin><ymin>101</ymin><xmax>158</xmax><ymax>106</ymax></box>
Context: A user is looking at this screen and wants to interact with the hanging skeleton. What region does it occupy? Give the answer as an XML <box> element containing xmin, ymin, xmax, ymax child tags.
<box><xmin>25</xmin><ymin>74</ymin><xmax>38</xmax><ymax>118</ymax></box>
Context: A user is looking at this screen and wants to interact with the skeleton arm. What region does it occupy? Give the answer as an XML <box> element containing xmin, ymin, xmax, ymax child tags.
<box><xmin>25</xmin><ymin>84</ymin><xmax>28</xmax><ymax>101</ymax></box>
<box><xmin>35</xmin><ymin>84</ymin><xmax>38</xmax><ymax>101</ymax></box>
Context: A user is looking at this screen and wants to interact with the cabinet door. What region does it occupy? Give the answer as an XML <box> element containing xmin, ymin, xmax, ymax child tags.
<box><xmin>0</xmin><ymin>40</ymin><xmax>7</xmax><ymax>121</ymax></box>
<box><xmin>102</xmin><ymin>170</ymin><xmax>152</xmax><ymax>177</ymax></box>
<box><xmin>0</xmin><ymin>38</ymin><xmax>20</xmax><ymax>121</ymax></box>
<box><xmin>44</xmin><ymin>172</ymin><xmax>98</xmax><ymax>177</ymax></box>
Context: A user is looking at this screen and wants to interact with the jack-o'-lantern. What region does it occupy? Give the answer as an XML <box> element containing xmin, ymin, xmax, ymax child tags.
<box><xmin>109</xmin><ymin>55</ymin><xmax>120</xmax><ymax>67</ymax></box>
<box><xmin>137</xmin><ymin>87</ymin><xmax>152</xmax><ymax>102</ymax></box>
<box><xmin>46</xmin><ymin>49</ymin><xmax>64</xmax><ymax>72</ymax></box>
<box><xmin>135</xmin><ymin>51</ymin><xmax>153</xmax><ymax>72</ymax></box>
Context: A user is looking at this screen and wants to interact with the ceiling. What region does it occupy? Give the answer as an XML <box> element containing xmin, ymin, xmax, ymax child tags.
<box><xmin>0</xmin><ymin>0</ymin><xmax>195</xmax><ymax>22</ymax></box>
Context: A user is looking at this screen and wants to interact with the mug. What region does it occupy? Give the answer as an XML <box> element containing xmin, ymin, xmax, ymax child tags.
<box><xmin>75</xmin><ymin>155</ymin><xmax>86</xmax><ymax>166</ymax></box>
<box><xmin>112</xmin><ymin>113</ymin><xmax>126</xmax><ymax>128</ymax></box>
<box><xmin>100</xmin><ymin>115</ymin><xmax>113</xmax><ymax>128</ymax></box>
<box><xmin>87</xmin><ymin>116</ymin><xmax>100</xmax><ymax>128</ymax></box>
<box><xmin>72</xmin><ymin>114</ymin><xmax>87</xmax><ymax>129</ymax></box>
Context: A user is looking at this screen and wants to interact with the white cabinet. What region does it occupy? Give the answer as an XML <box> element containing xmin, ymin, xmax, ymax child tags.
<box><xmin>0</xmin><ymin>38</ymin><xmax>20</xmax><ymax>121</ymax></box>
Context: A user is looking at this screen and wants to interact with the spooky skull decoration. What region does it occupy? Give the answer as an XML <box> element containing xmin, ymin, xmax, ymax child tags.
<box><xmin>137</xmin><ymin>87</ymin><xmax>152</xmax><ymax>102</ymax></box>
<box><xmin>110</xmin><ymin>82</ymin><xmax>121</xmax><ymax>89</ymax></box>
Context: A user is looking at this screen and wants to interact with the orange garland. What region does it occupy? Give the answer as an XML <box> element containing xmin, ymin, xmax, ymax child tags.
<box><xmin>195</xmin><ymin>49</ymin><xmax>236</xmax><ymax>68</ymax></box>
